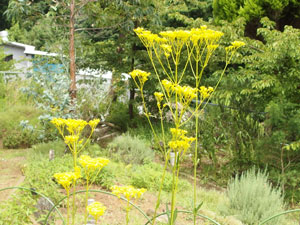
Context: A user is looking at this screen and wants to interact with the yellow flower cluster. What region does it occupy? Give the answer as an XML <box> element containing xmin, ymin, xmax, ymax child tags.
<box><xmin>129</xmin><ymin>69</ymin><xmax>151</xmax><ymax>87</ymax></box>
<box><xmin>168</xmin><ymin>128</ymin><xmax>196</xmax><ymax>154</ymax></box>
<box><xmin>154</xmin><ymin>92</ymin><xmax>164</xmax><ymax>102</ymax></box>
<box><xmin>226</xmin><ymin>40</ymin><xmax>246</xmax><ymax>52</ymax></box>
<box><xmin>162</xmin><ymin>79</ymin><xmax>198</xmax><ymax>103</ymax></box>
<box><xmin>51</xmin><ymin>118</ymin><xmax>100</xmax><ymax>134</ymax></box>
<box><xmin>53</xmin><ymin>169</ymin><xmax>81</xmax><ymax>191</ymax></box>
<box><xmin>78</xmin><ymin>155</ymin><xmax>110</xmax><ymax>171</ymax></box>
<box><xmin>86</xmin><ymin>202</ymin><xmax>106</xmax><ymax>221</ymax></box>
<box><xmin>134</xmin><ymin>26</ymin><xmax>225</xmax><ymax>50</ymax></box>
<box><xmin>199</xmin><ymin>86</ymin><xmax>214</xmax><ymax>100</ymax></box>
<box><xmin>89</xmin><ymin>119</ymin><xmax>100</xmax><ymax>130</ymax></box>
<box><xmin>64</xmin><ymin>135</ymin><xmax>80</xmax><ymax>145</ymax></box>
<box><xmin>111</xmin><ymin>185</ymin><xmax>146</xmax><ymax>201</ymax></box>
<box><xmin>160</xmin><ymin>44</ymin><xmax>172</xmax><ymax>57</ymax></box>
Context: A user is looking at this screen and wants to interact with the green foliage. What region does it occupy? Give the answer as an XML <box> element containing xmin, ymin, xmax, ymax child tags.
<box><xmin>131</xmin><ymin>162</ymin><xmax>191</xmax><ymax>192</ymax></box>
<box><xmin>25</xmin><ymin>141</ymin><xmax>73</xmax><ymax>203</ymax></box>
<box><xmin>213</xmin><ymin>0</ymin><xmax>291</xmax><ymax>23</ymax></box>
<box><xmin>222</xmin><ymin>168</ymin><xmax>285</xmax><ymax>225</ymax></box>
<box><xmin>0</xmin><ymin>192</ymin><xmax>37</xmax><ymax>225</ymax></box>
<box><xmin>108</xmin><ymin>133</ymin><xmax>155</xmax><ymax>165</ymax></box>
<box><xmin>86</xmin><ymin>162</ymin><xmax>117</xmax><ymax>189</ymax></box>
<box><xmin>0</xmin><ymin>102</ymin><xmax>42</xmax><ymax>148</ymax></box>
<box><xmin>105</xmin><ymin>102</ymin><xmax>131</xmax><ymax>131</ymax></box>
<box><xmin>212</xmin><ymin>0</ymin><xmax>241</xmax><ymax>23</ymax></box>
<box><xmin>0</xmin><ymin>80</ymin><xmax>42</xmax><ymax>149</ymax></box>
<box><xmin>161</xmin><ymin>0</ymin><xmax>213</xmax><ymax>27</ymax></box>
<box><xmin>3</xmin><ymin>127</ymin><xmax>39</xmax><ymax>149</ymax></box>
<box><xmin>209</xmin><ymin>22</ymin><xmax>300</xmax><ymax>198</ymax></box>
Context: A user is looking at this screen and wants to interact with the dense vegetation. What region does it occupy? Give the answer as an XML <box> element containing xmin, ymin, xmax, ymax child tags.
<box><xmin>0</xmin><ymin>0</ymin><xmax>299</xmax><ymax>224</ymax></box>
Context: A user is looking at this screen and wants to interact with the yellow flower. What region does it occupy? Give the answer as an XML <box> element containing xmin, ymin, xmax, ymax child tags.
<box><xmin>162</xmin><ymin>79</ymin><xmax>173</xmax><ymax>94</ymax></box>
<box><xmin>89</xmin><ymin>119</ymin><xmax>100</xmax><ymax>129</ymax></box>
<box><xmin>53</xmin><ymin>171</ymin><xmax>80</xmax><ymax>191</ymax></box>
<box><xmin>129</xmin><ymin>69</ymin><xmax>151</xmax><ymax>86</ymax></box>
<box><xmin>160</xmin><ymin>44</ymin><xmax>172</xmax><ymax>57</ymax></box>
<box><xmin>170</xmin><ymin>128</ymin><xmax>187</xmax><ymax>138</ymax></box>
<box><xmin>231</xmin><ymin>41</ymin><xmax>246</xmax><ymax>48</ymax></box>
<box><xmin>226</xmin><ymin>41</ymin><xmax>246</xmax><ymax>52</ymax></box>
<box><xmin>111</xmin><ymin>185</ymin><xmax>146</xmax><ymax>201</ymax></box>
<box><xmin>199</xmin><ymin>86</ymin><xmax>214</xmax><ymax>100</ymax></box>
<box><xmin>169</xmin><ymin>128</ymin><xmax>196</xmax><ymax>155</ymax></box>
<box><xmin>51</xmin><ymin>118</ymin><xmax>65</xmax><ymax>128</ymax></box>
<box><xmin>79</xmin><ymin>155</ymin><xmax>110</xmax><ymax>171</ymax></box>
<box><xmin>87</xmin><ymin>202</ymin><xmax>106</xmax><ymax>222</ymax></box>
<box><xmin>64</xmin><ymin>119</ymin><xmax>88</xmax><ymax>134</ymax></box>
<box><xmin>154</xmin><ymin>92</ymin><xmax>164</xmax><ymax>102</ymax></box>
<box><xmin>64</xmin><ymin>135</ymin><xmax>79</xmax><ymax>145</ymax></box>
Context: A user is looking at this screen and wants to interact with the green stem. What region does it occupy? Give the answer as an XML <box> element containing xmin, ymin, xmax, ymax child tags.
<box><xmin>84</xmin><ymin>173</ymin><xmax>89</xmax><ymax>225</ymax></box>
<box><xmin>72</xmin><ymin>143</ymin><xmax>77</xmax><ymax>225</ymax></box>
<box><xmin>170</xmin><ymin>152</ymin><xmax>178</xmax><ymax>225</ymax></box>
<box><xmin>151</xmin><ymin>153</ymin><xmax>169</xmax><ymax>225</ymax></box>
<box><xmin>126</xmin><ymin>201</ymin><xmax>130</xmax><ymax>225</ymax></box>
<box><xmin>194</xmin><ymin>62</ymin><xmax>199</xmax><ymax>225</ymax></box>
<box><xmin>67</xmin><ymin>190</ymin><xmax>70</xmax><ymax>225</ymax></box>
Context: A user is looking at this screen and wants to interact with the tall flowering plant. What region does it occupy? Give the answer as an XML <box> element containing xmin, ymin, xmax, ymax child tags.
<box><xmin>51</xmin><ymin>118</ymin><xmax>109</xmax><ymax>225</ymax></box>
<box><xmin>130</xmin><ymin>26</ymin><xmax>245</xmax><ymax>225</ymax></box>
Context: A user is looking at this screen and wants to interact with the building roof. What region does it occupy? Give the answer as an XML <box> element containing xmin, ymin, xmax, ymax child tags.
<box><xmin>0</xmin><ymin>30</ymin><xmax>57</xmax><ymax>57</ymax></box>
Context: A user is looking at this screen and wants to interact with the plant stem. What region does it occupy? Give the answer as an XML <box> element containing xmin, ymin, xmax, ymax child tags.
<box><xmin>67</xmin><ymin>190</ymin><xmax>70</xmax><ymax>225</ymax></box>
<box><xmin>126</xmin><ymin>201</ymin><xmax>130</xmax><ymax>225</ymax></box>
<box><xmin>151</xmin><ymin>153</ymin><xmax>169</xmax><ymax>225</ymax></box>
<box><xmin>84</xmin><ymin>173</ymin><xmax>89</xmax><ymax>225</ymax></box>
<box><xmin>170</xmin><ymin>152</ymin><xmax>178</xmax><ymax>225</ymax></box>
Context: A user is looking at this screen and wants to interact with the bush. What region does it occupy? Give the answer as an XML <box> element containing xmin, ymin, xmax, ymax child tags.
<box><xmin>3</xmin><ymin>128</ymin><xmax>39</xmax><ymax>149</ymax></box>
<box><xmin>131</xmin><ymin>162</ymin><xmax>191</xmax><ymax>192</ymax></box>
<box><xmin>105</xmin><ymin>101</ymin><xmax>130</xmax><ymax>131</ymax></box>
<box><xmin>107</xmin><ymin>133</ymin><xmax>155</xmax><ymax>165</ymax></box>
<box><xmin>0</xmin><ymin>103</ymin><xmax>42</xmax><ymax>148</ymax></box>
<box><xmin>222</xmin><ymin>168</ymin><xmax>285</xmax><ymax>225</ymax></box>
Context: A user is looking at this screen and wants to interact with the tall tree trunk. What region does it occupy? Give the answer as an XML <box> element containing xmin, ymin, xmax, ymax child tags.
<box><xmin>69</xmin><ymin>0</ymin><xmax>76</xmax><ymax>102</ymax></box>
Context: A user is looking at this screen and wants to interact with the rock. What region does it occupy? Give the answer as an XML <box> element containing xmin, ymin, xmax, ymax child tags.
<box><xmin>34</xmin><ymin>197</ymin><xmax>55</xmax><ymax>224</ymax></box>
<box><xmin>156</xmin><ymin>214</ymin><xmax>169</xmax><ymax>224</ymax></box>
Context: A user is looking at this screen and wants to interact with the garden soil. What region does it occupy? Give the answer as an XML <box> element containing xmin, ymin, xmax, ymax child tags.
<box><xmin>0</xmin><ymin>149</ymin><xmax>26</xmax><ymax>201</ymax></box>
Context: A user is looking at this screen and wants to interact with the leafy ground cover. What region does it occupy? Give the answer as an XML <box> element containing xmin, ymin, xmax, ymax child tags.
<box><xmin>1</xmin><ymin>140</ymin><xmax>299</xmax><ymax>225</ymax></box>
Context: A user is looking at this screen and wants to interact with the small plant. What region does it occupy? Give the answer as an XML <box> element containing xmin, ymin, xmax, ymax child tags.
<box><xmin>111</xmin><ymin>185</ymin><xmax>146</xmax><ymax>225</ymax></box>
<box><xmin>86</xmin><ymin>202</ymin><xmax>106</xmax><ymax>224</ymax></box>
<box><xmin>222</xmin><ymin>167</ymin><xmax>285</xmax><ymax>225</ymax></box>
<box><xmin>108</xmin><ymin>133</ymin><xmax>155</xmax><ymax>165</ymax></box>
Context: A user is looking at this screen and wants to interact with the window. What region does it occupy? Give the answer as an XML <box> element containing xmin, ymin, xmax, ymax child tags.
<box><xmin>4</xmin><ymin>55</ymin><xmax>13</xmax><ymax>62</ymax></box>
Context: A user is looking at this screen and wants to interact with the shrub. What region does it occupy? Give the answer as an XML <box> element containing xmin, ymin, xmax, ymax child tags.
<box><xmin>107</xmin><ymin>133</ymin><xmax>155</xmax><ymax>165</ymax></box>
<box><xmin>0</xmin><ymin>103</ymin><xmax>42</xmax><ymax>148</ymax></box>
<box><xmin>131</xmin><ymin>162</ymin><xmax>191</xmax><ymax>192</ymax></box>
<box><xmin>222</xmin><ymin>168</ymin><xmax>285</xmax><ymax>225</ymax></box>
<box><xmin>3</xmin><ymin>128</ymin><xmax>39</xmax><ymax>149</ymax></box>
<box><xmin>105</xmin><ymin>101</ymin><xmax>130</xmax><ymax>131</ymax></box>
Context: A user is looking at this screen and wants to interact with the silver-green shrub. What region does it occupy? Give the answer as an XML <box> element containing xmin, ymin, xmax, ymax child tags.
<box><xmin>222</xmin><ymin>168</ymin><xmax>285</xmax><ymax>225</ymax></box>
<box><xmin>108</xmin><ymin>133</ymin><xmax>155</xmax><ymax>165</ymax></box>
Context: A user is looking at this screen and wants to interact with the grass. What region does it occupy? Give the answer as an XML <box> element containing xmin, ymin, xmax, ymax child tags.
<box><xmin>1</xmin><ymin>138</ymin><xmax>300</xmax><ymax>225</ymax></box>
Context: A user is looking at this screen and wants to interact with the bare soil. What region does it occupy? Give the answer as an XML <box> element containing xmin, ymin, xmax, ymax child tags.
<box><xmin>0</xmin><ymin>149</ymin><xmax>27</xmax><ymax>201</ymax></box>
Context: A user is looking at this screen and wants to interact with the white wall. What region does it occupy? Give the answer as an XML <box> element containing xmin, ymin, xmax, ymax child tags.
<box><xmin>2</xmin><ymin>44</ymin><xmax>33</xmax><ymax>71</ymax></box>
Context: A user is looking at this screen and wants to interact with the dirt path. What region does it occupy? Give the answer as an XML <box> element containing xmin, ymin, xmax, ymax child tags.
<box><xmin>0</xmin><ymin>149</ymin><xmax>28</xmax><ymax>201</ymax></box>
